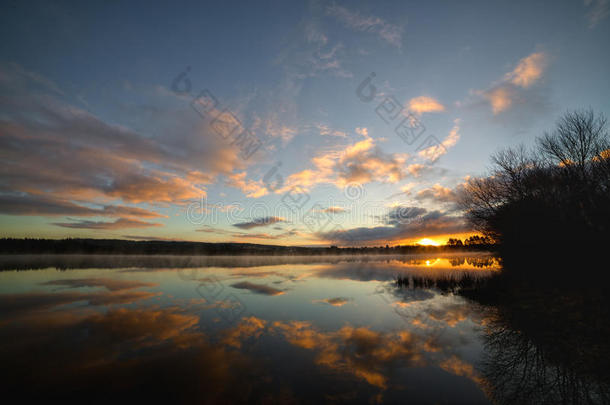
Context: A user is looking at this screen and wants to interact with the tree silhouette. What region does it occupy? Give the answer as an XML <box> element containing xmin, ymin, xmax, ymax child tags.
<box><xmin>459</xmin><ymin>110</ymin><xmax>610</xmax><ymax>256</ymax></box>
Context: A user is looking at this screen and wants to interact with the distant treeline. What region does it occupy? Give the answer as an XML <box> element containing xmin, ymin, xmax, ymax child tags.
<box><xmin>0</xmin><ymin>238</ymin><xmax>496</xmax><ymax>255</ymax></box>
<box><xmin>446</xmin><ymin>235</ymin><xmax>493</xmax><ymax>247</ymax></box>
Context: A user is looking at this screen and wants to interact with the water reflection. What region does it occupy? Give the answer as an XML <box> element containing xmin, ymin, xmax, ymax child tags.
<box><xmin>0</xmin><ymin>254</ymin><xmax>605</xmax><ymax>404</ymax></box>
<box><xmin>481</xmin><ymin>318</ymin><xmax>610</xmax><ymax>404</ymax></box>
<box><xmin>474</xmin><ymin>280</ymin><xmax>610</xmax><ymax>405</ymax></box>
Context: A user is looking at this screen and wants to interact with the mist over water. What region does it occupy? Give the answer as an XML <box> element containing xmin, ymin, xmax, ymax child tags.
<box><xmin>0</xmin><ymin>252</ymin><xmax>500</xmax><ymax>271</ymax></box>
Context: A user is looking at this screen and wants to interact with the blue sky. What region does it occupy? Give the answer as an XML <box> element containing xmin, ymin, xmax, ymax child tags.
<box><xmin>1</xmin><ymin>0</ymin><xmax>609</xmax><ymax>245</ymax></box>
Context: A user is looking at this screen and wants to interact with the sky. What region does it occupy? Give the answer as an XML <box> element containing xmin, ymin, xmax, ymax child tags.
<box><xmin>1</xmin><ymin>0</ymin><xmax>609</xmax><ymax>246</ymax></box>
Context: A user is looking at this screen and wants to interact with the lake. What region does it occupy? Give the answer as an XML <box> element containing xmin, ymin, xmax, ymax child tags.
<box><xmin>0</xmin><ymin>254</ymin><xmax>606</xmax><ymax>404</ymax></box>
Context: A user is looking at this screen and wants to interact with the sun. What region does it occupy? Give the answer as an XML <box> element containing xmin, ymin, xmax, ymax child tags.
<box><xmin>416</xmin><ymin>238</ymin><xmax>440</xmax><ymax>246</ymax></box>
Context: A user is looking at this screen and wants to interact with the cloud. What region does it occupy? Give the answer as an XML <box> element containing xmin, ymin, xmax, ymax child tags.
<box><xmin>504</xmin><ymin>52</ymin><xmax>547</xmax><ymax>88</ymax></box>
<box><xmin>0</xmin><ymin>193</ymin><xmax>164</xmax><ymax>218</ymax></box>
<box><xmin>483</xmin><ymin>86</ymin><xmax>513</xmax><ymax>114</ymax></box>
<box><xmin>355</xmin><ymin>127</ymin><xmax>368</xmax><ymax>136</ymax></box>
<box><xmin>42</xmin><ymin>278</ymin><xmax>158</xmax><ymax>291</ymax></box>
<box><xmin>304</xmin><ymin>22</ymin><xmax>328</xmax><ymax>45</ymax></box>
<box><xmin>0</xmin><ymin>62</ymin><xmax>65</xmax><ymax>96</ymax></box>
<box><xmin>230</xmin><ymin>281</ymin><xmax>285</xmax><ymax>296</ymax></box>
<box><xmin>321</xmin><ymin>206</ymin><xmax>347</xmax><ymax>214</ymax></box>
<box><xmin>0</xmin><ymin>63</ymin><xmax>246</xmax><ymax>226</ymax></box>
<box><xmin>225</xmin><ymin>172</ymin><xmax>269</xmax><ymax>198</ymax></box>
<box><xmin>401</xmin><ymin>183</ymin><xmax>417</xmax><ymax>194</ymax></box>
<box><xmin>386</xmin><ymin>183</ymin><xmax>417</xmax><ymax>200</ymax></box>
<box><xmin>232</xmin><ymin>216</ymin><xmax>285</xmax><ymax>230</ymax></box>
<box><xmin>406</xmin><ymin>164</ymin><xmax>425</xmax><ymax>176</ymax></box>
<box><xmin>312</xmin><ymin>297</ymin><xmax>352</xmax><ymax>307</ymax></box>
<box><xmin>326</xmin><ymin>4</ymin><xmax>404</xmax><ymax>47</ymax></box>
<box><xmin>196</xmin><ymin>224</ymin><xmax>300</xmax><ymax>241</ymax></box>
<box><xmin>275</xmin><ymin>22</ymin><xmax>352</xmax><ymax>81</ymax></box>
<box><xmin>228</xmin><ymin>230</ymin><xmax>298</xmax><ymax>240</ymax></box>
<box><xmin>474</xmin><ymin>52</ymin><xmax>548</xmax><ymax>115</ymax></box>
<box><xmin>408</xmin><ymin>96</ymin><xmax>445</xmax><ymax>115</ymax></box>
<box><xmin>0</xmin><ymin>289</ymin><xmax>160</xmax><ymax>317</ymax></box>
<box><xmin>417</xmin><ymin>119</ymin><xmax>461</xmax><ymax>162</ymax></box>
<box><xmin>584</xmin><ymin>0</ymin><xmax>609</xmax><ymax>28</ymax></box>
<box><xmin>415</xmin><ymin>184</ymin><xmax>457</xmax><ymax>204</ymax></box>
<box><xmin>253</xmin><ymin>116</ymin><xmax>297</xmax><ymax>143</ymax></box>
<box><xmin>277</xmin><ymin>136</ymin><xmax>412</xmax><ymax>193</ymax></box>
<box><xmin>271</xmin><ymin>321</ymin><xmax>424</xmax><ymax>389</ymax></box>
<box><xmin>316</xmin><ymin>123</ymin><xmax>347</xmax><ymax>138</ymax></box>
<box><xmin>221</xmin><ymin>316</ymin><xmax>267</xmax><ymax>348</ymax></box>
<box><xmin>439</xmin><ymin>355</ymin><xmax>485</xmax><ymax>386</ymax></box>
<box><xmin>122</xmin><ymin>235</ymin><xmax>184</xmax><ymax>241</ymax></box>
<box><xmin>52</xmin><ymin>218</ymin><xmax>162</xmax><ymax>229</ymax></box>
<box><xmin>385</xmin><ymin>206</ymin><xmax>428</xmax><ymax>226</ymax></box>
<box><xmin>0</xmin><ymin>304</ymin><xmax>262</xmax><ymax>402</ymax></box>
<box><xmin>320</xmin><ymin>206</ymin><xmax>469</xmax><ymax>245</ymax></box>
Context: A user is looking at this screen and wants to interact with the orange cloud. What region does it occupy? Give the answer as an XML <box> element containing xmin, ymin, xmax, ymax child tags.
<box><xmin>271</xmin><ymin>321</ymin><xmax>425</xmax><ymax>389</ymax></box>
<box><xmin>225</xmin><ymin>171</ymin><xmax>269</xmax><ymax>198</ymax></box>
<box><xmin>475</xmin><ymin>52</ymin><xmax>548</xmax><ymax>115</ymax></box>
<box><xmin>439</xmin><ymin>355</ymin><xmax>485</xmax><ymax>386</ymax></box>
<box><xmin>504</xmin><ymin>52</ymin><xmax>547</xmax><ymax>88</ymax></box>
<box><xmin>355</xmin><ymin>127</ymin><xmax>368</xmax><ymax>136</ymax></box>
<box><xmin>416</xmin><ymin>183</ymin><xmax>457</xmax><ymax>203</ymax></box>
<box><xmin>408</xmin><ymin>96</ymin><xmax>446</xmax><ymax>115</ymax></box>
<box><xmin>321</xmin><ymin>206</ymin><xmax>348</xmax><ymax>214</ymax></box>
<box><xmin>418</xmin><ymin>119</ymin><xmax>461</xmax><ymax>161</ymax></box>
<box><xmin>486</xmin><ymin>87</ymin><xmax>513</xmax><ymax>114</ymax></box>
<box><xmin>0</xmin><ymin>63</ymin><xmax>252</xmax><ymax>227</ymax></box>
<box><xmin>276</xmin><ymin>136</ymin><xmax>411</xmax><ymax>193</ymax></box>
<box><xmin>221</xmin><ymin>316</ymin><xmax>267</xmax><ymax>348</ymax></box>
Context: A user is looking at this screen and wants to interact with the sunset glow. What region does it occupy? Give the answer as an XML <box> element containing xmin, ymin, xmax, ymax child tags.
<box><xmin>416</xmin><ymin>238</ymin><xmax>441</xmax><ymax>247</ymax></box>
<box><xmin>0</xmin><ymin>1</ymin><xmax>607</xmax><ymax>247</ymax></box>
<box><xmin>1</xmin><ymin>2</ymin><xmax>608</xmax><ymax>403</ymax></box>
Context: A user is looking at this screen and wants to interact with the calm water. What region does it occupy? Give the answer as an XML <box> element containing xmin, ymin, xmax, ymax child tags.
<box><xmin>0</xmin><ymin>254</ymin><xmax>605</xmax><ymax>404</ymax></box>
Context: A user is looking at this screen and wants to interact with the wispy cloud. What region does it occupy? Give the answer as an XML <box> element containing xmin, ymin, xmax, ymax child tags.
<box><xmin>232</xmin><ymin>216</ymin><xmax>285</xmax><ymax>230</ymax></box>
<box><xmin>315</xmin><ymin>123</ymin><xmax>348</xmax><ymax>138</ymax></box>
<box><xmin>0</xmin><ymin>63</ymin><xmax>251</xmax><ymax>229</ymax></box>
<box><xmin>42</xmin><ymin>278</ymin><xmax>158</xmax><ymax>291</ymax></box>
<box><xmin>321</xmin><ymin>206</ymin><xmax>348</xmax><ymax>214</ymax></box>
<box><xmin>52</xmin><ymin>218</ymin><xmax>163</xmax><ymax>229</ymax></box>
<box><xmin>0</xmin><ymin>193</ymin><xmax>164</xmax><ymax>218</ymax></box>
<box><xmin>251</xmin><ymin>115</ymin><xmax>298</xmax><ymax>144</ymax></box>
<box><xmin>418</xmin><ymin>119</ymin><xmax>461</xmax><ymax>162</ymax></box>
<box><xmin>584</xmin><ymin>0</ymin><xmax>609</xmax><ymax>28</ymax></box>
<box><xmin>326</xmin><ymin>4</ymin><xmax>404</xmax><ymax>47</ymax></box>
